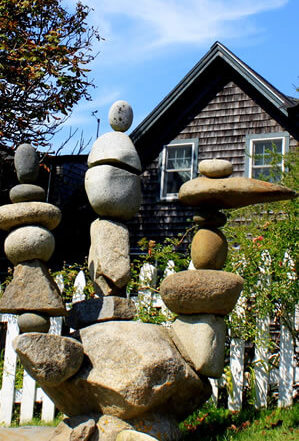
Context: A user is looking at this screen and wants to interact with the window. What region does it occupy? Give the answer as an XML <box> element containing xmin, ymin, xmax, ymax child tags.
<box><xmin>245</xmin><ymin>133</ymin><xmax>289</xmax><ymax>181</ymax></box>
<box><xmin>160</xmin><ymin>139</ymin><xmax>198</xmax><ymax>200</ymax></box>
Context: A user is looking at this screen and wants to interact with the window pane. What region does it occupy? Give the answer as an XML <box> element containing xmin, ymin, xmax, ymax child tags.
<box><xmin>252</xmin><ymin>166</ymin><xmax>282</xmax><ymax>182</ymax></box>
<box><xmin>166</xmin><ymin>145</ymin><xmax>192</xmax><ymax>170</ymax></box>
<box><xmin>253</xmin><ymin>139</ymin><xmax>282</xmax><ymax>166</ymax></box>
<box><xmin>163</xmin><ymin>170</ymin><xmax>191</xmax><ymax>196</ymax></box>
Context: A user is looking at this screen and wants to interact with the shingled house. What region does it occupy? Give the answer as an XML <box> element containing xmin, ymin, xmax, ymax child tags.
<box><xmin>1</xmin><ymin>42</ymin><xmax>297</xmax><ymax>273</ymax></box>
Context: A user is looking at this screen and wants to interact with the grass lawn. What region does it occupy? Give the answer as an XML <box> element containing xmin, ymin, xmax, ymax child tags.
<box><xmin>180</xmin><ymin>403</ymin><xmax>299</xmax><ymax>441</ymax></box>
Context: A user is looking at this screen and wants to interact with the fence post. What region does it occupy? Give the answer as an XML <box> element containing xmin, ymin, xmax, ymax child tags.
<box><xmin>0</xmin><ymin>314</ymin><xmax>19</xmax><ymax>425</ymax></box>
<box><xmin>228</xmin><ymin>338</ymin><xmax>245</xmax><ymax>411</ymax></box>
<box><xmin>278</xmin><ymin>312</ymin><xmax>295</xmax><ymax>407</ymax></box>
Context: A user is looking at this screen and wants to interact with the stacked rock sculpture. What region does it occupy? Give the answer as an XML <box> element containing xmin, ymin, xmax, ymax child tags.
<box><xmin>0</xmin><ymin>144</ymin><xmax>66</xmax><ymax>332</ymax></box>
<box><xmin>9</xmin><ymin>111</ymin><xmax>296</xmax><ymax>441</ymax></box>
<box><xmin>160</xmin><ymin>157</ymin><xmax>296</xmax><ymax>380</ymax></box>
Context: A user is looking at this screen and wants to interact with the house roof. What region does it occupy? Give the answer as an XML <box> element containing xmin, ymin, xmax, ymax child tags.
<box><xmin>130</xmin><ymin>41</ymin><xmax>298</xmax><ymax>168</ymax></box>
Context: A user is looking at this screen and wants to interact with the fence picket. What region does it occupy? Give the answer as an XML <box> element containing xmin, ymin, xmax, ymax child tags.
<box><xmin>20</xmin><ymin>371</ymin><xmax>36</xmax><ymax>423</ymax></box>
<box><xmin>254</xmin><ymin>316</ymin><xmax>270</xmax><ymax>408</ymax></box>
<box><xmin>0</xmin><ymin>314</ymin><xmax>19</xmax><ymax>425</ymax></box>
<box><xmin>278</xmin><ymin>313</ymin><xmax>294</xmax><ymax>407</ymax></box>
<box><xmin>228</xmin><ymin>338</ymin><xmax>245</xmax><ymax>411</ymax></box>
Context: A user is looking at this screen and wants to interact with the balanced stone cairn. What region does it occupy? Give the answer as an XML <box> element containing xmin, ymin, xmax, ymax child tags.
<box><xmin>8</xmin><ymin>118</ymin><xmax>296</xmax><ymax>441</ymax></box>
<box><xmin>160</xmin><ymin>158</ymin><xmax>296</xmax><ymax>380</ymax></box>
<box><xmin>0</xmin><ymin>144</ymin><xmax>65</xmax><ymax>333</ymax></box>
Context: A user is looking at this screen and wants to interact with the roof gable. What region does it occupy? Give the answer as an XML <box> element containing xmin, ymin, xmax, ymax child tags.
<box><xmin>131</xmin><ymin>42</ymin><xmax>298</xmax><ymax>168</ymax></box>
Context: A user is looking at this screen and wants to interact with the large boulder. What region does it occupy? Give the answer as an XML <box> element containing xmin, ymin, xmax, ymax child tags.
<box><xmin>160</xmin><ymin>270</ymin><xmax>243</xmax><ymax>315</ymax></box>
<box><xmin>33</xmin><ymin>321</ymin><xmax>211</xmax><ymax>419</ymax></box>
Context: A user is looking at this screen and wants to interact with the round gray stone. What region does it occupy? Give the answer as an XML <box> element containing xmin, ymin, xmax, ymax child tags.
<box><xmin>0</xmin><ymin>202</ymin><xmax>61</xmax><ymax>231</ymax></box>
<box><xmin>18</xmin><ymin>313</ymin><xmax>50</xmax><ymax>333</ymax></box>
<box><xmin>9</xmin><ymin>184</ymin><xmax>46</xmax><ymax>203</ymax></box>
<box><xmin>14</xmin><ymin>143</ymin><xmax>39</xmax><ymax>183</ymax></box>
<box><xmin>85</xmin><ymin>165</ymin><xmax>142</xmax><ymax>221</ymax></box>
<box><xmin>199</xmin><ymin>159</ymin><xmax>233</xmax><ymax>178</ymax></box>
<box><xmin>109</xmin><ymin>100</ymin><xmax>133</xmax><ymax>132</ymax></box>
<box><xmin>88</xmin><ymin>131</ymin><xmax>141</xmax><ymax>172</ymax></box>
<box><xmin>5</xmin><ymin>225</ymin><xmax>55</xmax><ymax>265</ymax></box>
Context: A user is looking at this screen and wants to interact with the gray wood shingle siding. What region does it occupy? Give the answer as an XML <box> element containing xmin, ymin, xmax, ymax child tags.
<box><xmin>128</xmin><ymin>80</ymin><xmax>297</xmax><ymax>251</ymax></box>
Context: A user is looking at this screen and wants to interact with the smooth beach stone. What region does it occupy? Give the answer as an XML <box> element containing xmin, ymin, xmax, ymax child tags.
<box><xmin>108</xmin><ymin>100</ymin><xmax>133</xmax><ymax>132</ymax></box>
<box><xmin>199</xmin><ymin>159</ymin><xmax>233</xmax><ymax>178</ymax></box>
<box><xmin>0</xmin><ymin>259</ymin><xmax>66</xmax><ymax>316</ymax></box>
<box><xmin>88</xmin><ymin>131</ymin><xmax>141</xmax><ymax>173</ymax></box>
<box><xmin>85</xmin><ymin>165</ymin><xmax>142</xmax><ymax>221</ymax></box>
<box><xmin>179</xmin><ymin>177</ymin><xmax>296</xmax><ymax>209</ymax></box>
<box><xmin>37</xmin><ymin>321</ymin><xmax>211</xmax><ymax>419</ymax></box>
<box><xmin>160</xmin><ymin>270</ymin><xmax>244</xmax><ymax>315</ymax></box>
<box><xmin>191</xmin><ymin>228</ymin><xmax>228</xmax><ymax>270</ymax></box>
<box><xmin>13</xmin><ymin>333</ymin><xmax>84</xmax><ymax>386</ymax></box>
<box><xmin>14</xmin><ymin>143</ymin><xmax>39</xmax><ymax>183</ymax></box>
<box><xmin>193</xmin><ymin>209</ymin><xmax>227</xmax><ymax>228</ymax></box>
<box><xmin>9</xmin><ymin>184</ymin><xmax>46</xmax><ymax>203</ymax></box>
<box><xmin>170</xmin><ymin>314</ymin><xmax>226</xmax><ymax>378</ymax></box>
<box><xmin>18</xmin><ymin>313</ymin><xmax>50</xmax><ymax>333</ymax></box>
<box><xmin>89</xmin><ymin>219</ymin><xmax>131</xmax><ymax>295</ymax></box>
<box><xmin>5</xmin><ymin>225</ymin><xmax>55</xmax><ymax>265</ymax></box>
<box><xmin>0</xmin><ymin>202</ymin><xmax>61</xmax><ymax>231</ymax></box>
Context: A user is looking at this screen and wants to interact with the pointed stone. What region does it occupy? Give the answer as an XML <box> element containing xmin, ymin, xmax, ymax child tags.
<box><xmin>0</xmin><ymin>260</ymin><xmax>66</xmax><ymax>316</ymax></box>
<box><xmin>13</xmin><ymin>333</ymin><xmax>84</xmax><ymax>386</ymax></box>
<box><xmin>179</xmin><ymin>177</ymin><xmax>296</xmax><ymax>209</ymax></box>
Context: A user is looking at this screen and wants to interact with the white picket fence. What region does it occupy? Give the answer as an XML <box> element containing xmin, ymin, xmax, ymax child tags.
<box><xmin>0</xmin><ymin>264</ymin><xmax>297</xmax><ymax>425</ymax></box>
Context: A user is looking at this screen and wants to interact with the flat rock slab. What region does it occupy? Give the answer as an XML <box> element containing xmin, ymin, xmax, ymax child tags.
<box><xmin>160</xmin><ymin>270</ymin><xmax>244</xmax><ymax>315</ymax></box>
<box><xmin>67</xmin><ymin>296</ymin><xmax>136</xmax><ymax>329</ymax></box>
<box><xmin>38</xmin><ymin>321</ymin><xmax>211</xmax><ymax>420</ymax></box>
<box><xmin>0</xmin><ymin>202</ymin><xmax>61</xmax><ymax>231</ymax></box>
<box><xmin>0</xmin><ymin>259</ymin><xmax>66</xmax><ymax>316</ymax></box>
<box><xmin>179</xmin><ymin>177</ymin><xmax>296</xmax><ymax>209</ymax></box>
<box><xmin>14</xmin><ymin>333</ymin><xmax>84</xmax><ymax>386</ymax></box>
<box><xmin>89</xmin><ymin>219</ymin><xmax>130</xmax><ymax>295</ymax></box>
<box><xmin>0</xmin><ymin>426</ymin><xmax>55</xmax><ymax>441</ymax></box>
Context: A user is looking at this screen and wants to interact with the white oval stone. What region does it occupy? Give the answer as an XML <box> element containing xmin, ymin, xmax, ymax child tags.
<box><xmin>88</xmin><ymin>131</ymin><xmax>141</xmax><ymax>172</ymax></box>
<box><xmin>85</xmin><ymin>165</ymin><xmax>142</xmax><ymax>221</ymax></box>
<box><xmin>108</xmin><ymin>100</ymin><xmax>133</xmax><ymax>132</ymax></box>
<box><xmin>199</xmin><ymin>159</ymin><xmax>233</xmax><ymax>178</ymax></box>
<box><xmin>5</xmin><ymin>226</ymin><xmax>55</xmax><ymax>265</ymax></box>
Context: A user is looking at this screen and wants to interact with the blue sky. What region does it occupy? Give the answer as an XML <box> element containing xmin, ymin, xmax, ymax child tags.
<box><xmin>55</xmin><ymin>0</ymin><xmax>299</xmax><ymax>153</ymax></box>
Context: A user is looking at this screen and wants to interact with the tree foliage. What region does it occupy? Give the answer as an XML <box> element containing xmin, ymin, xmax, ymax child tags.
<box><xmin>0</xmin><ymin>0</ymin><xmax>101</xmax><ymax>149</ymax></box>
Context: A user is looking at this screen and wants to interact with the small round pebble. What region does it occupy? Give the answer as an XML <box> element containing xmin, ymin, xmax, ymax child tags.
<box><xmin>10</xmin><ymin>184</ymin><xmax>46</xmax><ymax>203</ymax></box>
<box><xmin>199</xmin><ymin>159</ymin><xmax>233</xmax><ymax>178</ymax></box>
<box><xmin>18</xmin><ymin>313</ymin><xmax>50</xmax><ymax>333</ymax></box>
<box><xmin>14</xmin><ymin>143</ymin><xmax>40</xmax><ymax>183</ymax></box>
<box><xmin>108</xmin><ymin>100</ymin><xmax>133</xmax><ymax>132</ymax></box>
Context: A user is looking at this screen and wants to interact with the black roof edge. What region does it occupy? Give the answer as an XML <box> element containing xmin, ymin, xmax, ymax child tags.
<box><xmin>130</xmin><ymin>41</ymin><xmax>296</xmax><ymax>144</ymax></box>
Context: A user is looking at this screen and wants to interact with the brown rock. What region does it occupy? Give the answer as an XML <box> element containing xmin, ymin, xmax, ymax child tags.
<box><xmin>193</xmin><ymin>209</ymin><xmax>227</xmax><ymax>228</ymax></box>
<box><xmin>37</xmin><ymin>321</ymin><xmax>210</xmax><ymax>419</ymax></box>
<box><xmin>97</xmin><ymin>415</ymin><xmax>133</xmax><ymax>441</ymax></box>
<box><xmin>160</xmin><ymin>270</ymin><xmax>244</xmax><ymax>315</ymax></box>
<box><xmin>191</xmin><ymin>228</ymin><xmax>228</xmax><ymax>270</ymax></box>
<box><xmin>179</xmin><ymin>177</ymin><xmax>296</xmax><ymax>209</ymax></box>
<box><xmin>49</xmin><ymin>415</ymin><xmax>96</xmax><ymax>441</ymax></box>
<box><xmin>13</xmin><ymin>333</ymin><xmax>84</xmax><ymax>386</ymax></box>
<box><xmin>129</xmin><ymin>412</ymin><xmax>181</xmax><ymax>441</ymax></box>
<box><xmin>170</xmin><ymin>314</ymin><xmax>226</xmax><ymax>378</ymax></box>
<box><xmin>0</xmin><ymin>202</ymin><xmax>61</xmax><ymax>231</ymax></box>
<box><xmin>199</xmin><ymin>159</ymin><xmax>233</xmax><ymax>178</ymax></box>
<box><xmin>89</xmin><ymin>219</ymin><xmax>130</xmax><ymax>295</ymax></box>
<box><xmin>116</xmin><ymin>431</ymin><xmax>158</xmax><ymax>441</ymax></box>
<box><xmin>0</xmin><ymin>260</ymin><xmax>66</xmax><ymax>316</ymax></box>
<box><xmin>18</xmin><ymin>313</ymin><xmax>50</xmax><ymax>333</ymax></box>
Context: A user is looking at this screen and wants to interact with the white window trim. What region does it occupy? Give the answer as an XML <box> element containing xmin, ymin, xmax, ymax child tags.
<box><xmin>245</xmin><ymin>132</ymin><xmax>289</xmax><ymax>179</ymax></box>
<box><xmin>160</xmin><ymin>139</ymin><xmax>198</xmax><ymax>201</ymax></box>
